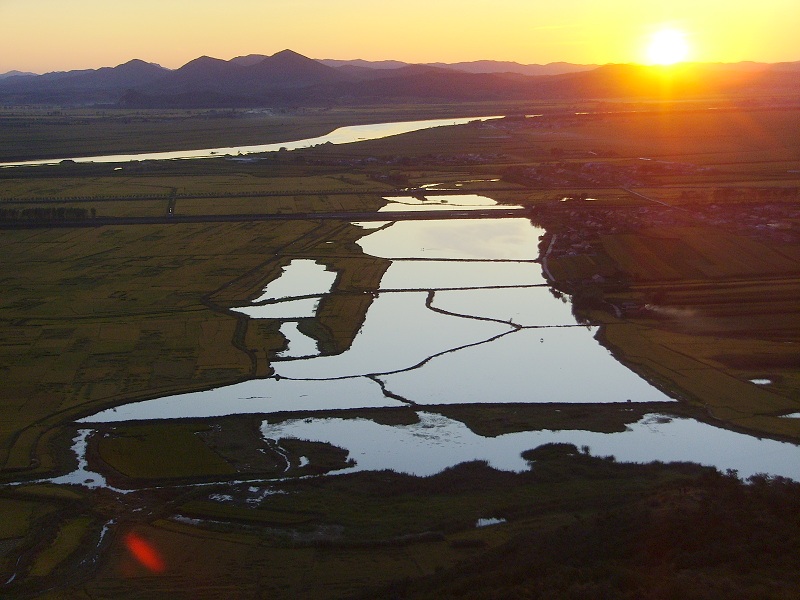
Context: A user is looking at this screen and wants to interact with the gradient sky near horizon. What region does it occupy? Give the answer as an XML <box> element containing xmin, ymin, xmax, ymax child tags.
<box><xmin>1</xmin><ymin>0</ymin><xmax>798</xmax><ymax>73</ymax></box>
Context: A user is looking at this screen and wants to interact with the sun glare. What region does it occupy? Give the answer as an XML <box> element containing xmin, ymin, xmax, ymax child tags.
<box><xmin>646</xmin><ymin>29</ymin><xmax>690</xmax><ymax>65</ymax></box>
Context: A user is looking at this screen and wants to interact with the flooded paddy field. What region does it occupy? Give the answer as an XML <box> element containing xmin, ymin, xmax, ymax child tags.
<box><xmin>1</xmin><ymin>105</ymin><xmax>800</xmax><ymax>598</ymax></box>
<box><xmin>42</xmin><ymin>199</ymin><xmax>797</xmax><ymax>493</ymax></box>
<box><xmin>0</xmin><ymin>189</ymin><xmax>788</xmax><ymax>598</ymax></box>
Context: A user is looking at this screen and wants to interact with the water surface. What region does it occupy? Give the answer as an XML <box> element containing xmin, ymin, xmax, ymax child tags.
<box><xmin>260</xmin><ymin>412</ymin><xmax>800</xmax><ymax>480</ymax></box>
<box><xmin>231</xmin><ymin>298</ymin><xmax>321</xmax><ymax>320</ymax></box>
<box><xmin>71</xmin><ymin>208</ymin><xmax>800</xmax><ymax>482</ymax></box>
<box><xmin>357</xmin><ymin>218</ymin><xmax>543</xmax><ymax>260</ymax></box>
<box><xmin>380</xmin><ymin>193</ymin><xmax>522</xmax><ymax>212</ymax></box>
<box><xmin>275</xmin><ymin>291</ymin><xmax>507</xmax><ymax>380</ymax></box>
<box><xmin>0</xmin><ymin>116</ymin><xmax>500</xmax><ymax>167</ymax></box>
<box><xmin>81</xmin><ymin>215</ymin><xmax>676</xmax><ymax>423</ymax></box>
<box><xmin>78</xmin><ymin>211</ymin><xmax>795</xmax><ymax>488</ymax></box>
<box><xmin>80</xmin><ymin>377</ymin><xmax>401</xmax><ymax>422</ymax></box>
<box><xmin>249</xmin><ymin>260</ymin><xmax>337</xmax><ymax>302</ymax></box>
<box><xmin>378</xmin><ymin>260</ymin><xmax>544</xmax><ymax>291</ymax></box>
<box><xmin>277</xmin><ymin>323</ymin><xmax>320</xmax><ymax>358</ymax></box>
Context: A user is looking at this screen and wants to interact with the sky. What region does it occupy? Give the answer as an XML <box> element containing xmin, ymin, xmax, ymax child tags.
<box><xmin>1</xmin><ymin>0</ymin><xmax>798</xmax><ymax>73</ymax></box>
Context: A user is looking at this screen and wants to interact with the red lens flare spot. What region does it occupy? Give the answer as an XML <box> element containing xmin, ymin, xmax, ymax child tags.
<box><xmin>124</xmin><ymin>532</ymin><xmax>166</xmax><ymax>573</ymax></box>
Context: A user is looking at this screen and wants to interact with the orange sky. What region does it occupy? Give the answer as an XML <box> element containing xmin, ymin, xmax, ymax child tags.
<box><xmin>1</xmin><ymin>0</ymin><xmax>798</xmax><ymax>73</ymax></box>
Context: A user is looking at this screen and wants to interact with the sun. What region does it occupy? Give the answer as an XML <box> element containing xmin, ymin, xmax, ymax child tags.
<box><xmin>646</xmin><ymin>29</ymin><xmax>690</xmax><ymax>65</ymax></box>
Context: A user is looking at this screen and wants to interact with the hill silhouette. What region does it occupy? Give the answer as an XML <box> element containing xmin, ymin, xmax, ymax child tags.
<box><xmin>1</xmin><ymin>50</ymin><xmax>797</xmax><ymax>107</ymax></box>
<box><xmin>0</xmin><ymin>70</ymin><xmax>37</xmax><ymax>80</ymax></box>
<box><xmin>0</xmin><ymin>59</ymin><xmax>168</xmax><ymax>104</ymax></box>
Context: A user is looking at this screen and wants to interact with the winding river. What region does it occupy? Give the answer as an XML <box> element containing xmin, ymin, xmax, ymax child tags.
<box><xmin>0</xmin><ymin>116</ymin><xmax>500</xmax><ymax>168</ymax></box>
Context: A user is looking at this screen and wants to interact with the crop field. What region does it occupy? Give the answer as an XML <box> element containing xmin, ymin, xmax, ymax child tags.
<box><xmin>0</xmin><ymin>220</ymin><xmax>337</xmax><ymax>471</ymax></box>
<box><xmin>0</xmin><ymin>173</ymin><xmax>391</xmax><ymax>201</ymax></box>
<box><xmin>174</xmin><ymin>193</ymin><xmax>384</xmax><ymax>216</ymax></box>
<box><xmin>0</xmin><ymin>102</ymin><xmax>799</xmax><ymax>597</ymax></box>
<box><xmin>0</xmin><ymin>105</ymin><xmax>796</xmax><ymax>456</ymax></box>
<box><xmin>600</xmin><ymin>227</ymin><xmax>798</xmax><ymax>280</ymax></box>
<box><xmin>539</xmin><ymin>205</ymin><xmax>800</xmax><ymax>440</ymax></box>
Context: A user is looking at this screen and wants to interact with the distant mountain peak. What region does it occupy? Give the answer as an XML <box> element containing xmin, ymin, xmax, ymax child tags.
<box><xmin>229</xmin><ymin>54</ymin><xmax>269</xmax><ymax>67</ymax></box>
<box><xmin>263</xmin><ymin>49</ymin><xmax>325</xmax><ymax>68</ymax></box>
<box><xmin>174</xmin><ymin>55</ymin><xmax>239</xmax><ymax>78</ymax></box>
<box><xmin>0</xmin><ymin>70</ymin><xmax>37</xmax><ymax>80</ymax></box>
<box><xmin>243</xmin><ymin>49</ymin><xmax>350</xmax><ymax>88</ymax></box>
<box><xmin>231</xmin><ymin>50</ymin><xmax>313</xmax><ymax>68</ymax></box>
<box><xmin>272</xmin><ymin>49</ymin><xmax>306</xmax><ymax>59</ymax></box>
<box><xmin>183</xmin><ymin>55</ymin><xmax>224</xmax><ymax>66</ymax></box>
<box><xmin>119</xmin><ymin>58</ymin><xmax>166</xmax><ymax>69</ymax></box>
<box><xmin>112</xmin><ymin>59</ymin><xmax>168</xmax><ymax>74</ymax></box>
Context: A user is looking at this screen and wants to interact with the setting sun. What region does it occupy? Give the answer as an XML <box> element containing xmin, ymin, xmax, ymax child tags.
<box><xmin>646</xmin><ymin>29</ymin><xmax>691</xmax><ymax>65</ymax></box>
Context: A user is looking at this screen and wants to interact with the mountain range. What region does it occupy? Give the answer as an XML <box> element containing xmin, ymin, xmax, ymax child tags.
<box><xmin>318</xmin><ymin>58</ymin><xmax>600</xmax><ymax>76</ymax></box>
<box><xmin>0</xmin><ymin>70</ymin><xmax>38</xmax><ymax>80</ymax></box>
<box><xmin>1</xmin><ymin>49</ymin><xmax>798</xmax><ymax>108</ymax></box>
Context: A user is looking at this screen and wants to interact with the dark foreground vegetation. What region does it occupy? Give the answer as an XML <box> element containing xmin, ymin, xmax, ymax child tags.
<box><xmin>4</xmin><ymin>443</ymin><xmax>800</xmax><ymax>599</ymax></box>
<box><xmin>378</xmin><ymin>460</ymin><xmax>800</xmax><ymax>600</ymax></box>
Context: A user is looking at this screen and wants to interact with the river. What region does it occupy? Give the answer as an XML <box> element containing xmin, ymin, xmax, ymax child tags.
<box><xmin>0</xmin><ymin>115</ymin><xmax>500</xmax><ymax>168</ymax></box>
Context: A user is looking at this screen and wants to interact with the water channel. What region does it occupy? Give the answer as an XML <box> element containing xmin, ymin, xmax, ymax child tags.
<box><xmin>0</xmin><ymin>116</ymin><xmax>500</xmax><ymax>168</ymax></box>
<box><xmin>76</xmin><ymin>191</ymin><xmax>800</xmax><ymax>482</ymax></box>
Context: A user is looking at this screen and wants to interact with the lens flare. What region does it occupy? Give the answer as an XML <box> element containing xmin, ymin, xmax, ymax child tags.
<box><xmin>124</xmin><ymin>532</ymin><xmax>165</xmax><ymax>573</ymax></box>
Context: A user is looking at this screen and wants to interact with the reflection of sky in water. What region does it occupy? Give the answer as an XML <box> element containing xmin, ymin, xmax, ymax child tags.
<box><xmin>231</xmin><ymin>260</ymin><xmax>336</xmax><ymax>356</ymax></box>
<box><xmin>379</xmin><ymin>327</ymin><xmax>673</xmax><ymax>404</ymax></box>
<box><xmin>231</xmin><ymin>259</ymin><xmax>336</xmax><ymax>319</ymax></box>
<box><xmin>477</xmin><ymin>518</ymin><xmax>506</xmax><ymax>528</ymax></box>
<box><xmin>420</xmin><ymin>179</ymin><xmax>501</xmax><ymax>190</ymax></box>
<box><xmin>1</xmin><ymin>116</ymin><xmax>499</xmax><ymax>167</ymax></box>
<box><xmin>231</xmin><ymin>297</ymin><xmax>321</xmax><ymax>319</ymax></box>
<box><xmin>75</xmin><ymin>214</ymin><xmax>800</xmax><ymax>478</ymax></box>
<box><xmin>30</xmin><ymin>430</ymin><xmax>130</xmax><ymax>493</ymax></box>
<box><xmin>358</xmin><ymin>218</ymin><xmax>543</xmax><ymax>260</ymax></box>
<box><xmin>80</xmin><ymin>217</ymin><xmax>674</xmax><ymax>424</ymax></box>
<box><xmin>261</xmin><ymin>412</ymin><xmax>800</xmax><ymax>480</ymax></box>
<box><xmin>249</xmin><ymin>260</ymin><xmax>337</xmax><ymax>303</ymax></box>
<box><xmin>384</xmin><ymin>194</ymin><xmax>499</xmax><ymax>206</ymax></box>
<box><xmin>379</xmin><ymin>260</ymin><xmax>545</xmax><ymax>290</ymax></box>
<box><xmin>275</xmin><ymin>291</ymin><xmax>508</xmax><ymax>379</ymax></box>
<box><xmin>80</xmin><ymin>377</ymin><xmax>401</xmax><ymax>423</ymax></box>
<box><xmin>352</xmin><ymin>220</ymin><xmax>387</xmax><ymax>230</ymax></box>
<box><xmin>432</xmin><ymin>287</ymin><xmax>575</xmax><ymax>327</ymax></box>
<box><xmin>381</xmin><ymin>203</ymin><xmax>521</xmax><ymax>212</ymax></box>
<box><xmin>379</xmin><ymin>193</ymin><xmax>522</xmax><ymax>212</ymax></box>
<box><xmin>277</xmin><ymin>322</ymin><xmax>320</xmax><ymax>358</ymax></box>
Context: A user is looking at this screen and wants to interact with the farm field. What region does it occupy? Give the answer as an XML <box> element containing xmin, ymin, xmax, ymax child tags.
<box><xmin>0</xmin><ymin>102</ymin><xmax>799</xmax><ymax>597</ymax></box>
